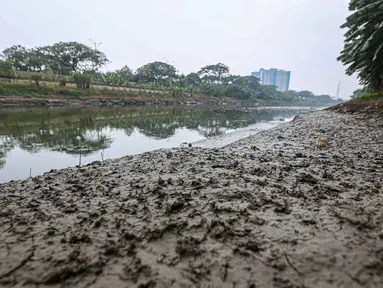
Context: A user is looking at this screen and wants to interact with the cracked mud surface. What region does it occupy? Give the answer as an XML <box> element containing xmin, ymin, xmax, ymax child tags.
<box><xmin>1</xmin><ymin>111</ymin><xmax>383</xmax><ymax>287</ymax></box>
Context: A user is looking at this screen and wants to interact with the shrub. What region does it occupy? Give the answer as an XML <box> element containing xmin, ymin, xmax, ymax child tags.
<box><xmin>59</xmin><ymin>79</ymin><xmax>67</xmax><ymax>87</ymax></box>
<box><xmin>199</xmin><ymin>83</ymin><xmax>225</xmax><ymax>98</ymax></box>
<box><xmin>0</xmin><ymin>60</ymin><xmax>14</xmax><ymax>80</ymax></box>
<box><xmin>357</xmin><ymin>91</ymin><xmax>381</xmax><ymax>100</ymax></box>
<box><xmin>31</xmin><ymin>75</ymin><xmax>42</xmax><ymax>87</ymax></box>
<box><xmin>224</xmin><ymin>85</ymin><xmax>251</xmax><ymax>100</ymax></box>
<box><xmin>74</xmin><ymin>74</ymin><xmax>92</xmax><ymax>89</ymax></box>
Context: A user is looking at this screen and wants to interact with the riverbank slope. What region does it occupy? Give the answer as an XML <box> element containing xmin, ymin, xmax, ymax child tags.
<box><xmin>0</xmin><ymin>95</ymin><xmax>234</xmax><ymax>107</ymax></box>
<box><xmin>0</xmin><ymin>109</ymin><xmax>382</xmax><ymax>287</ymax></box>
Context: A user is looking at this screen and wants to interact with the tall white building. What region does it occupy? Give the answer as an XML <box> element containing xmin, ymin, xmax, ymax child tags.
<box><xmin>252</xmin><ymin>68</ymin><xmax>291</xmax><ymax>92</ymax></box>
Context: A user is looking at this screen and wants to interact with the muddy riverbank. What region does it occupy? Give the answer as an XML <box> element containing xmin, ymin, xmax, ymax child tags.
<box><xmin>0</xmin><ymin>110</ymin><xmax>382</xmax><ymax>287</ymax></box>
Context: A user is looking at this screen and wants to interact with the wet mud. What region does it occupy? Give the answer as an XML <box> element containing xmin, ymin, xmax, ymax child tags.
<box><xmin>0</xmin><ymin>111</ymin><xmax>382</xmax><ymax>287</ymax></box>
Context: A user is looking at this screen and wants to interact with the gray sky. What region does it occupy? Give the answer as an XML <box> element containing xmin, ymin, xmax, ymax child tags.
<box><xmin>0</xmin><ymin>0</ymin><xmax>359</xmax><ymax>98</ymax></box>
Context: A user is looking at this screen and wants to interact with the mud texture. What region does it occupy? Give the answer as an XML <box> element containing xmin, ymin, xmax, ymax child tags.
<box><xmin>1</xmin><ymin>111</ymin><xmax>383</xmax><ymax>288</ymax></box>
<box><xmin>327</xmin><ymin>97</ymin><xmax>383</xmax><ymax>117</ymax></box>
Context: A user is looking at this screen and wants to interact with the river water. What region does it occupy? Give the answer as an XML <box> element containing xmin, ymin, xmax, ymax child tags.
<box><xmin>0</xmin><ymin>106</ymin><xmax>317</xmax><ymax>183</ymax></box>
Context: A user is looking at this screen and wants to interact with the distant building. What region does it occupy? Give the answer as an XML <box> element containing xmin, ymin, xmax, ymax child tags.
<box><xmin>252</xmin><ymin>68</ymin><xmax>291</xmax><ymax>92</ymax></box>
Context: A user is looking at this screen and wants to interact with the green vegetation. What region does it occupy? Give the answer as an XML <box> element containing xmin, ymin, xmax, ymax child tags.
<box><xmin>0</xmin><ymin>82</ymin><xmax>175</xmax><ymax>98</ymax></box>
<box><xmin>348</xmin><ymin>88</ymin><xmax>382</xmax><ymax>101</ymax></box>
<box><xmin>0</xmin><ymin>42</ymin><xmax>343</xmax><ymax>106</ymax></box>
<box><xmin>135</xmin><ymin>61</ymin><xmax>177</xmax><ymax>82</ymax></box>
<box><xmin>73</xmin><ymin>74</ymin><xmax>92</xmax><ymax>89</ymax></box>
<box><xmin>0</xmin><ymin>82</ymin><xmax>84</xmax><ymax>98</ymax></box>
<box><xmin>0</xmin><ymin>60</ymin><xmax>17</xmax><ymax>79</ymax></box>
<box><xmin>0</xmin><ymin>82</ymin><xmax>343</xmax><ymax>106</ymax></box>
<box><xmin>1</xmin><ymin>42</ymin><xmax>109</xmax><ymax>74</ymax></box>
<box><xmin>339</xmin><ymin>0</ymin><xmax>383</xmax><ymax>91</ymax></box>
<box><xmin>356</xmin><ymin>91</ymin><xmax>382</xmax><ymax>100</ymax></box>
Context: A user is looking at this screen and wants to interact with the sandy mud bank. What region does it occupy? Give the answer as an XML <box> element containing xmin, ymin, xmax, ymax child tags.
<box><xmin>0</xmin><ymin>111</ymin><xmax>382</xmax><ymax>287</ymax></box>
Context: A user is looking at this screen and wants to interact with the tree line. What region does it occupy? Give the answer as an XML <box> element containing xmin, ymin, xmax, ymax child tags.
<box><xmin>0</xmin><ymin>42</ymin><xmax>341</xmax><ymax>104</ymax></box>
<box><xmin>0</xmin><ymin>42</ymin><xmax>108</xmax><ymax>75</ymax></box>
<box><xmin>1</xmin><ymin>0</ymin><xmax>381</xmax><ymax>100</ymax></box>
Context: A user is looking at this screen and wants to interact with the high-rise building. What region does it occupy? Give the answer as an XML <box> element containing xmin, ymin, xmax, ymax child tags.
<box><xmin>252</xmin><ymin>68</ymin><xmax>291</xmax><ymax>92</ymax></box>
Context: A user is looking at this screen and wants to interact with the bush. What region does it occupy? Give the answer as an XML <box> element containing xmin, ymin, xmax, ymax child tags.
<box><xmin>59</xmin><ymin>79</ymin><xmax>67</xmax><ymax>87</ymax></box>
<box><xmin>74</xmin><ymin>74</ymin><xmax>92</xmax><ymax>89</ymax></box>
<box><xmin>357</xmin><ymin>91</ymin><xmax>381</xmax><ymax>100</ymax></box>
<box><xmin>225</xmin><ymin>85</ymin><xmax>251</xmax><ymax>100</ymax></box>
<box><xmin>0</xmin><ymin>60</ymin><xmax>14</xmax><ymax>79</ymax></box>
<box><xmin>31</xmin><ymin>75</ymin><xmax>42</xmax><ymax>87</ymax></box>
<box><xmin>199</xmin><ymin>83</ymin><xmax>225</xmax><ymax>98</ymax></box>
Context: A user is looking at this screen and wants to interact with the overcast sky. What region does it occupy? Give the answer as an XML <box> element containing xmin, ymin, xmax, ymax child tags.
<box><xmin>0</xmin><ymin>0</ymin><xmax>359</xmax><ymax>98</ymax></box>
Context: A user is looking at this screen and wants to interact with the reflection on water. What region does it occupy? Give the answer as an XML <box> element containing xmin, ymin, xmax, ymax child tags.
<box><xmin>0</xmin><ymin>106</ymin><xmax>313</xmax><ymax>182</ymax></box>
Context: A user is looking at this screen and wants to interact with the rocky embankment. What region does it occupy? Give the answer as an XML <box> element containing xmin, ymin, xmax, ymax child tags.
<box><xmin>0</xmin><ymin>110</ymin><xmax>383</xmax><ymax>287</ymax></box>
<box><xmin>0</xmin><ymin>96</ymin><xmax>236</xmax><ymax>107</ymax></box>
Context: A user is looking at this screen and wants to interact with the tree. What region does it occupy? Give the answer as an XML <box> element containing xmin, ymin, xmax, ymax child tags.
<box><xmin>101</xmin><ymin>72</ymin><xmax>124</xmax><ymax>86</ymax></box>
<box><xmin>222</xmin><ymin>75</ymin><xmax>240</xmax><ymax>86</ymax></box>
<box><xmin>115</xmin><ymin>65</ymin><xmax>133</xmax><ymax>78</ymax></box>
<box><xmin>338</xmin><ymin>0</ymin><xmax>383</xmax><ymax>90</ymax></box>
<box><xmin>184</xmin><ymin>73</ymin><xmax>201</xmax><ymax>86</ymax></box>
<box><xmin>233</xmin><ymin>75</ymin><xmax>260</xmax><ymax>90</ymax></box>
<box><xmin>297</xmin><ymin>90</ymin><xmax>315</xmax><ymax>98</ymax></box>
<box><xmin>27</xmin><ymin>48</ymin><xmax>49</xmax><ymax>72</ymax></box>
<box><xmin>0</xmin><ymin>60</ymin><xmax>14</xmax><ymax>79</ymax></box>
<box><xmin>224</xmin><ymin>85</ymin><xmax>251</xmax><ymax>100</ymax></box>
<box><xmin>198</xmin><ymin>63</ymin><xmax>230</xmax><ymax>83</ymax></box>
<box><xmin>1</xmin><ymin>45</ymin><xmax>29</xmax><ymax>71</ymax></box>
<box><xmin>135</xmin><ymin>61</ymin><xmax>177</xmax><ymax>83</ymax></box>
<box><xmin>256</xmin><ymin>85</ymin><xmax>280</xmax><ymax>100</ymax></box>
<box><xmin>316</xmin><ymin>94</ymin><xmax>333</xmax><ymax>101</ymax></box>
<box><xmin>199</xmin><ymin>83</ymin><xmax>225</xmax><ymax>97</ymax></box>
<box><xmin>350</xmin><ymin>88</ymin><xmax>363</xmax><ymax>99</ymax></box>
<box><xmin>285</xmin><ymin>90</ymin><xmax>298</xmax><ymax>96</ymax></box>
<box><xmin>37</xmin><ymin>42</ymin><xmax>109</xmax><ymax>74</ymax></box>
<box><xmin>73</xmin><ymin>74</ymin><xmax>92</xmax><ymax>89</ymax></box>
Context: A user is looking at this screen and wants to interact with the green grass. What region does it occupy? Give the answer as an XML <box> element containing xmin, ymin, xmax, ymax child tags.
<box><xmin>0</xmin><ymin>82</ymin><xmax>84</xmax><ymax>98</ymax></box>
<box><xmin>0</xmin><ymin>82</ymin><xmax>346</xmax><ymax>106</ymax></box>
<box><xmin>356</xmin><ymin>91</ymin><xmax>382</xmax><ymax>100</ymax></box>
<box><xmin>0</xmin><ymin>82</ymin><xmax>167</xmax><ymax>98</ymax></box>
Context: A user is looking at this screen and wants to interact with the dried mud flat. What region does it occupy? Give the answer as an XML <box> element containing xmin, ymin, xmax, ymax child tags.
<box><xmin>1</xmin><ymin>111</ymin><xmax>383</xmax><ymax>288</ymax></box>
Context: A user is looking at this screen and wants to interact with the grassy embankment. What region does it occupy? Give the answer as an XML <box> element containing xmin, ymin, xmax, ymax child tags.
<box><xmin>0</xmin><ymin>82</ymin><xmax>341</xmax><ymax>107</ymax></box>
<box><xmin>0</xmin><ymin>82</ymin><xmax>167</xmax><ymax>99</ymax></box>
<box><xmin>355</xmin><ymin>90</ymin><xmax>383</xmax><ymax>100</ymax></box>
<box><xmin>0</xmin><ymin>74</ymin><xmax>344</xmax><ymax>106</ymax></box>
